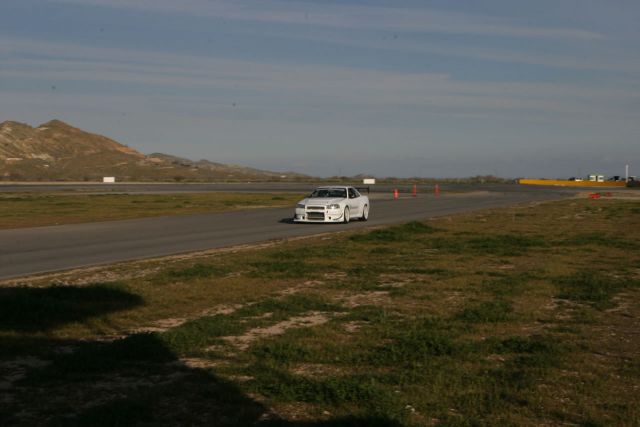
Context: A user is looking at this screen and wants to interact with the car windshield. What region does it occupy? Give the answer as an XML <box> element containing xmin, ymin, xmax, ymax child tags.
<box><xmin>310</xmin><ymin>188</ymin><xmax>347</xmax><ymax>198</ymax></box>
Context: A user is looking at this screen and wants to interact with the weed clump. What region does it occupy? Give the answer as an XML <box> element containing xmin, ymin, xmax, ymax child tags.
<box><xmin>554</xmin><ymin>272</ymin><xmax>637</xmax><ymax>310</ymax></box>
<box><xmin>251</xmin><ymin>341</ymin><xmax>313</xmax><ymax>365</ymax></box>
<box><xmin>248</xmin><ymin>364</ymin><xmax>392</xmax><ymax>408</ymax></box>
<box><xmin>160</xmin><ymin>294</ymin><xmax>343</xmax><ymax>354</ymax></box>
<box><xmin>350</xmin><ymin>221</ymin><xmax>439</xmax><ymax>243</ymax></box>
<box><xmin>249</xmin><ymin>260</ymin><xmax>317</xmax><ymax>278</ymax></box>
<box><xmin>456</xmin><ymin>300</ymin><xmax>514</xmax><ymax>323</ymax></box>
<box><xmin>156</xmin><ymin>263</ymin><xmax>229</xmax><ymax>282</ymax></box>
<box><xmin>488</xmin><ymin>335</ymin><xmax>560</xmax><ymax>356</ymax></box>
<box><xmin>486</xmin><ymin>336</ymin><xmax>563</xmax><ymax>392</ymax></box>
<box><xmin>428</xmin><ymin>233</ymin><xmax>546</xmax><ymax>256</ymax></box>
<box><xmin>480</xmin><ymin>272</ymin><xmax>540</xmax><ymax>297</ymax></box>
<box><xmin>560</xmin><ymin>233</ymin><xmax>638</xmax><ymax>250</ymax></box>
<box><xmin>370</xmin><ymin>318</ymin><xmax>458</xmax><ymax>365</ymax></box>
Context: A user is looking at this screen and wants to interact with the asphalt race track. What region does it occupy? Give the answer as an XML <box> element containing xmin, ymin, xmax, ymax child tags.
<box><xmin>0</xmin><ymin>186</ymin><xmax>577</xmax><ymax>280</ymax></box>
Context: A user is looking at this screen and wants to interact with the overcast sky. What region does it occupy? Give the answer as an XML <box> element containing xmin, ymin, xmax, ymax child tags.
<box><xmin>1</xmin><ymin>0</ymin><xmax>639</xmax><ymax>178</ymax></box>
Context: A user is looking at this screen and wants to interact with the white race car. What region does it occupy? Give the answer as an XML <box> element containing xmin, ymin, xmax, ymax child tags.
<box><xmin>294</xmin><ymin>186</ymin><xmax>369</xmax><ymax>223</ymax></box>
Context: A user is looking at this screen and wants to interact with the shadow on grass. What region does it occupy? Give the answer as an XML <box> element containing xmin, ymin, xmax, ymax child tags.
<box><xmin>0</xmin><ymin>282</ymin><xmax>143</xmax><ymax>332</ymax></box>
<box><xmin>262</xmin><ymin>416</ymin><xmax>403</xmax><ymax>426</ymax></box>
<box><xmin>5</xmin><ymin>333</ymin><xmax>401</xmax><ymax>426</ymax></box>
<box><xmin>0</xmin><ymin>285</ymin><xmax>400</xmax><ymax>426</ymax></box>
<box><xmin>9</xmin><ymin>334</ymin><xmax>269</xmax><ymax>426</ymax></box>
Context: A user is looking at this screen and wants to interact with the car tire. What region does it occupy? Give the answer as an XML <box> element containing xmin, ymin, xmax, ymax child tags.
<box><xmin>343</xmin><ymin>207</ymin><xmax>350</xmax><ymax>224</ymax></box>
<box><xmin>360</xmin><ymin>204</ymin><xmax>369</xmax><ymax>221</ymax></box>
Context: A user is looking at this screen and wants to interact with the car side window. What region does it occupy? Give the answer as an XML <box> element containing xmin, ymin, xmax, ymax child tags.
<box><xmin>348</xmin><ymin>188</ymin><xmax>357</xmax><ymax>199</ymax></box>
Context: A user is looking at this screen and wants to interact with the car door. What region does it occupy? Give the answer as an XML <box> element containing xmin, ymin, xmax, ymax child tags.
<box><xmin>347</xmin><ymin>187</ymin><xmax>362</xmax><ymax>215</ymax></box>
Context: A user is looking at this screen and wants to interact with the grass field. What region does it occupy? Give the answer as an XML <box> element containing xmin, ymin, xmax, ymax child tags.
<box><xmin>1</xmin><ymin>198</ymin><xmax>639</xmax><ymax>426</ymax></box>
<box><xmin>0</xmin><ymin>192</ymin><xmax>302</xmax><ymax>228</ymax></box>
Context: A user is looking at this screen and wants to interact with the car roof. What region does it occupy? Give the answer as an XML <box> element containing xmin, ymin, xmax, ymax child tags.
<box><xmin>315</xmin><ymin>186</ymin><xmax>350</xmax><ymax>189</ymax></box>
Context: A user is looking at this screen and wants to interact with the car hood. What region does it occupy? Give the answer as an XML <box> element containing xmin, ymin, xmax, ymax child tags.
<box><xmin>299</xmin><ymin>197</ymin><xmax>344</xmax><ymax>206</ymax></box>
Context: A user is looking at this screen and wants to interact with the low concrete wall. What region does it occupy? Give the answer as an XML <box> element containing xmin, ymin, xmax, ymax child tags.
<box><xmin>519</xmin><ymin>179</ymin><xmax>627</xmax><ymax>187</ymax></box>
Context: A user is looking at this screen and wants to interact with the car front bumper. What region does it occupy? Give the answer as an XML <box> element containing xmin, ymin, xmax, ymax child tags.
<box><xmin>293</xmin><ymin>207</ymin><xmax>344</xmax><ymax>223</ymax></box>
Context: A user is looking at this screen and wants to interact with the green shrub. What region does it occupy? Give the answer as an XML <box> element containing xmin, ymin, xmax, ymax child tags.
<box><xmin>554</xmin><ymin>272</ymin><xmax>637</xmax><ymax>309</ymax></box>
<box><xmin>456</xmin><ymin>300</ymin><xmax>514</xmax><ymax>323</ymax></box>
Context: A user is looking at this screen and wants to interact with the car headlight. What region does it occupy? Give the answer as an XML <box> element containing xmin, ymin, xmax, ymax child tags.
<box><xmin>296</xmin><ymin>203</ymin><xmax>306</xmax><ymax>209</ymax></box>
<box><xmin>328</xmin><ymin>204</ymin><xmax>340</xmax><ymax>209</ymax></box>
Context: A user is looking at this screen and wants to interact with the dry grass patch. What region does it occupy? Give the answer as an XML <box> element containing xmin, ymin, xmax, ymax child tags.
<box><xmin>222</xmin><ymin>312</ymin><xmax>335</xmax><ymax>351</ymax></box>
<box><xmin>0</xmin><ymin>192</ymin><xmax>301</xmax><ymax>229</ymax></box>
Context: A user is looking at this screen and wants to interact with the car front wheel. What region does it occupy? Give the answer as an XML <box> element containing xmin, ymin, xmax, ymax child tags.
<box><xmin>343</xmin><ymin>207</ymin><xmax>350</xmax><ymax>224</ymax></box>
<box><xmin>360</xmin><ymin>204</ymin><xmax>369</xmax><ymax>221</ymax></box>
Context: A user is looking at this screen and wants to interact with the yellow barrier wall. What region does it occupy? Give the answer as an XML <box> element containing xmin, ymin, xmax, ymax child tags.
<box><xmin>519</xmin><ymin>179</ymin><xmax>627</xmax><ymax>187</ymax></box>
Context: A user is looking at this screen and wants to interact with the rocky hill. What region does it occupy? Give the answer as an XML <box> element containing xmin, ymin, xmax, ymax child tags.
<box><xmin>0</xmin><ymin>120</ymin><xmax>307</xmax><ymax>182</ymax></box>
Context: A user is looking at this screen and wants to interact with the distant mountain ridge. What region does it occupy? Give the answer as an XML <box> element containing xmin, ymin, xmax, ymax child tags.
<box><xmin>0</xmin><ymin>120</ymin><xmax>307</xmax><ymax>182</ymax></box>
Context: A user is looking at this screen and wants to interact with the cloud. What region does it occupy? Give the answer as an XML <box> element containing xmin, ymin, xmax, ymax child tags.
<box><xmin>2</xmin><ymin>37</ymin><xmax>638</xmax><ymax>126</ymax></box>
<box><xmin>258</xmin><ymin>31</ymin><xmax>639</xmax><ymax>73</ymax></box>
<box><xmin>34</xmin><ymin>1</ymin><xmax>637</xmax><ymax>76</ymax></box>
<box><xmin>48</xmin><ymin>0</ymin><xmax>605</xmax><ymax>41</ymax></box>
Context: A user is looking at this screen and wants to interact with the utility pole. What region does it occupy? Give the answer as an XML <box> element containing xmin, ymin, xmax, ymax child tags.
<box><xmin>626</xmin><ymin>164</ymin><xmax>629</xmax><ymax>182</ymax></box>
